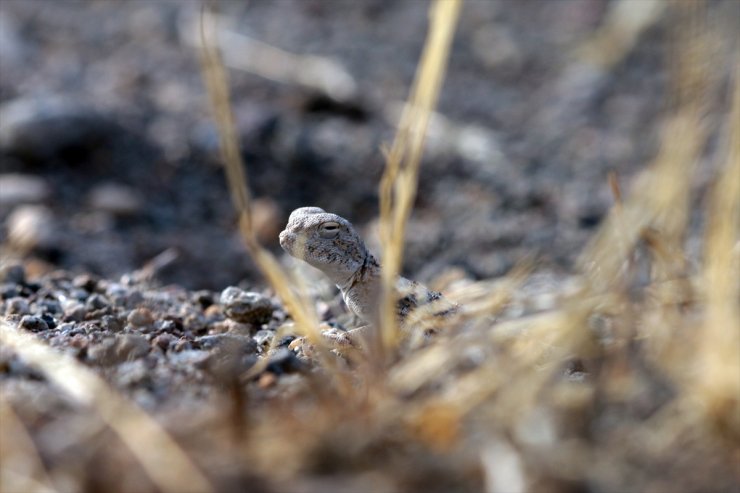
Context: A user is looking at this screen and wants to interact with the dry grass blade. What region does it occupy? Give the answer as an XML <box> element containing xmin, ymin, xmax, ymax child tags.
<box><xmin>578</xmin><ymin>2</ymin><xmax>712</xmax><ymax>292</ymax></box>
<box><xmin>578</xmin><ymin>0</ymin><xmax>665</xmax><ymax>70</ymax></box>
<box><xmin>696</xmin><ymin>68</ymin><xmax>740</xmax><ymax>433</ymax></box>
<box><xmin>378</xmin><ymin>0</ymin><xmax>462</xmax><ymax>355</ymax></box>
<box><xmin>197</xmin><ymin>5</ymin><xmax>324</xmax><ymax>349</ymax></box>
<box><xmin>0</xmin><ymin>400</ymin><xmax>58</xmax><ymax>493</ymax></box>
<box><xmin>0</xmin><ymin>321</ymin><xmax>214</xmax><ymax>493</ymax></box>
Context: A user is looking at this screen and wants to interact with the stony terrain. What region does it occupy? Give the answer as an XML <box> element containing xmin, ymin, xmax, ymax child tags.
<box><xmin>1</xmin><ymin>1</ymin><xmax>738</xmax><ymax>493</ymax></box>
<box><xmin>3</xmin><ymin>1</ymin><xmax>734</xmax><ymax>289</ymax></box>
<box><xmin>0</xmin><ymin>262</ymin><xmax>308</xmax><ymax>404</ymax></box>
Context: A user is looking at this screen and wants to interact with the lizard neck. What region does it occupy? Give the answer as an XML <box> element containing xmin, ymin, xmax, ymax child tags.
<box><xmin>336</xmin><ymin>252</ymin><xmax>382</xmax><ymax>324</ymax></box>
<box><xmin>337</xmin><ymin>251</ymin><xmax>381</xmax><ymax>293</ymax></box>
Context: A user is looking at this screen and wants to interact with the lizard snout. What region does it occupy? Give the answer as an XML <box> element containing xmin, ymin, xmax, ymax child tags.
<box><xmin>278</xmin><ymin>230</ymin><xmax>294</xmax><ymax>252</ymax></box>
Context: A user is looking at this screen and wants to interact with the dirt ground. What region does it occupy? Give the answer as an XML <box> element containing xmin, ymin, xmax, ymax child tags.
<box><xmin>1</xmin><ymin>1</ymin><xmax>738</xmax><ymax>493</ymax></box>
<box><xmin>4</xmin><ymin>0</ymin><xmax>734</xmax><ymax>288</ymax></box>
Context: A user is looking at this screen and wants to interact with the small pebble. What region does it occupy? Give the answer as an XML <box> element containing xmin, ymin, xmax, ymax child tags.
<box><xmin>156</xmin><ymin>319</ymin><xmax>180</xmax><ymax>334</ymax></box>
<box><xmin>197</xmin><ymin>334</ymin><xmax>257</xmax><ymax>354</ymax></box>
<box><xmin>5</xmin><ymin>297</ymin><xmax>29</xmax><ymax>316</ymax></box>
<box><xmin>0</xmin><ymin>263</ymin><xmax>26</xmax><ymax>284</ymax></box>
<box><xmin>37</xmin><ymin>298</ymin><xmax>62</xmax><ymax>315</ymax></box>
<box><xmin>73</xmin><ymin>274</ymin><xmax>98</xmax><ymax>292</ymax></box>
<box><xmin>115</xmin><ymin>334</ymin><xmax>150</xmax><ymax>360</ymax></box>
<box><xmin>116</xmin><ymin>360</ymin><xmax>149</xmax><ymax>386</ymax></box>
<box><xmin>0</xmin><ymin>97</ymin><xmax>125</xmax><ymax>163</ymax></box>
<box><xmin>0</xmin><ymin>173</ymin><xmax>50</xmax><ymax>206</ymax></box>
<box><xmin>220</xmin><ymin>286</ymin><xmax>273</xmax><ymax>325</ymax></box>
<box><xmin>87</xmin><ymin>182</ymin><xmax>143</xmax><ymax>216</ymax></box>
<box><xmin>18</xmin><ymin>315</ymin><xmax>48</xmax><ymax>332</ymax></box>
<box><xmin>69</xmin><ymin>334</ymin><xmax>89</xmax><ymax>350</ymax></box>
<box><xmin>63</xmin><ymin>302</ymin><xmax>87</xmax><ymax>322</ymax></box>
<box><xmin>265</xmin><ymin>348</ymin><xmax>305</xmax><ymax>375</ymax></box>
<box><xmin>85</xmin><ymin>293</ymin><xmax>109</xmax><ymax>310</ymax></box>
<box><xmin>183</xmin><ymin>313</ymin><xmax>206</xmax><ymax>333</ymax></box>
<box><xmin>100</xmin><ymin>315</ymin><xmax>123</xmax><ymax>332</ymax></box>
<box><xmin>192</xmin><ymin>290</ymin><xmax>214</xmax><ymax>308</ymax></box>
<box><xmin>253</xmin><ymin>329</ymin><xmax>275</xmax><ymax>349</ymax></box>
<box><xmin>203</xmin><ymin>304</ymin><xmax>223</xmax><ymax>318</ymax></box>
<box><xmin>127</xmin><ymin>307</ymin><xmax>154</xmax><ymax>328</ymax></box>
<box><xmin>87</xmin><ymin>338</ymin><xmax>116</xmax><ymax>364</ymax></box>
<box><xmin>105</xmin><ymin>283</ymin><xmax>128</xmax><ymax>301</ymax></box>
<box><xmin>0</xmin><ymin>284</ymin><xmax>20</xmax><ymax>299</ymax></box>
<box><xmin>39</xmin><ymin>313</ymin><xmax>56</xmax><ymax>329</ymax></box>
<box><xmin>169</xmin><ymin>349</ymin><xmax>210</xmax><ymax>368</ymax></box>
<box><xmin>153</xmin><ymin>333</ymin><xmax>175</xmax><ymax>351</ymax></box>
<box><xmin>225</xmin><ymin>320</ymin><xmax>252</xmax><ymax>335</ymax></box>
<box><xmin>173</xmin><ymin>338</ymin><xmax>192</xmax><ymax>352</ymax></box>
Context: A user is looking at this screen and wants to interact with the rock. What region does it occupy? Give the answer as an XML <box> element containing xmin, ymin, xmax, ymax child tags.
<box><xmin>115</xmin><ymin>360</ymin><xmax>149</xmax><ymax>387</ymax></box>
<box><xmin>203</xmin><ymin>304</ymin><xmax>223</xmax><ymax>318</ymax></box>
<box><xmin>0</xmin><ymin>98</ymin><xmax>122</xmax><ymax>163</ymax></box>
<box><xmin>18</xmin><ymin>315</ymin><xmax>48</xmax><ymax>332</ymax></box>
<box><xmin>87</xmin><ymin>338</ymin><xmax>117</xmax><ymax>365</ymax></box>
<box><xmin>87</xmin><ymin>183</ymin><xmax>143</xmax><ymax>216</ymax></box>
<box><xmin>153</xmin><ymin>333</ymin><xmax>175</xmax><ymax>351</ymax></box>
<box><xmin>69</xmin><ymin>334</ymin><xmax>89</xmax><ymax>351</ymax></box>
<box><xmin>72</xmin><ymin>274</ymin><xmax>98</xmax><ymax>292</ymax></box>
<box><xmin>62</xmin><ymin>302</ymin><xmax>87</xmax><ymax>323</ymax></box>
<box><xmin>192</xmin><ymin>290</ymin><xmax>214</xmax><ymax>308</ymax></box>
<box><xmin>100</xmin><ymin>315</ymin><xmax>123</xmax><ymax>332</ymax></box>
<box><xmin>36</xmin><ymin>298</ymin><xmax>62</xmax><ymax>316</ymax></box>
<box><xmin>182</xmin><ymin>313</ymin><xmax>206</xmax><ymax>333</ymax></box>
<box><xmin>155</xmin><ymin>319</ymin><xmax>180</xmax><ymax>334</ymax></box>
<box><xmin>199</xmin><ymin>334</ymin><xmax>259</xmax><ymax>379</ymax></box>
<box><xmin>265</xmin><ymin>347</ymin><xmax>305</xmax><ymax>375</ymax></box>
<box><xmin>220</xmin><ymin>287</ymin><xmax>273</xmax><ymax>325</ymax></box>
<box><xmin>0</xmin><ymin>263</ymin><xmax>25</xmax><ymax>284</ymax></box>
<box><xmin>173</xmin><ymin>338</ymin><xmax>192</xmax><ymax>352</ymax></box>
<box><xmin>6</xmin><ymin>205</ymin><xmax>57</xmax><ymax>251</ymax></box>
<box><xmin>39</xmin><ymin>313</ymin><xmax>56</xmax><ymax>330</ymax></box>
<box><xmin>68</xmin><ymin>288</ymin><xmax>89</xmax><ymax>302</ymax></box>
<box><xmin>197</xmin><ymin>334</ymin><xmax>257</xmax><ymax>354</ymax></box>
<box><xmin>0</xmin><ymin>284</ymin><xmax>20</xmax><ymax>299</ymax></box>
<box><xmin>253</xmin><ymin>329</ymin><xmax>275</xmax><ymax>349</ymax></box>
<box><xmin>127</xmin><ymin>307</ymin><xmax>154</xmax><ymax>328</ymax></box>
<box><xmin>105</xmin><ymin>284</ymin><xmax>143</xmax><ymax>308</ymax></box>
<box><xmin>0</xmin><ymin>174</ymin><xmax>50</xmax><ymax>207</ymax></box>
<box><xmin>225</xmin><ymin>320</ymin><xmax>252</xmax><ymax>336</ymax></box>
<box><xmin>169</xmin><ymin>349</ymin><xmax>210</xmax><ymax>368</ymax></box>
<box><xmin>89</xmin><ymin>334</ymin><xmax>150</xmax><ymax>365</ymax></box>
<box><xmin>4</xmin><ymin>297</ymin><xmax>29</xmax><ymax>316</ymax></box>
<box><xmin>85</xmin><ymin>293</ymin><xmax>109</xmax><ymax>311</ymax></box>
<box><xmin>115</xmin><ymin>334</ymin><xmax>150</xmax><ymax>361</ymax></box>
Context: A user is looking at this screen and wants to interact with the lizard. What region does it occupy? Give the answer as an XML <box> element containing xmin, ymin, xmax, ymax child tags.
<box><xmin>278</xmin><ymin>207</ymin><xmax>456</xmax><ymax>348</ymax></box>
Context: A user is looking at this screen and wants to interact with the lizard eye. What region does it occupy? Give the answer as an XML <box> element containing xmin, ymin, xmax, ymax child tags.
<box><xmin>319</xmin><ymin>221</ymin><xmax>340</xmax><ymax>238</ymax></box>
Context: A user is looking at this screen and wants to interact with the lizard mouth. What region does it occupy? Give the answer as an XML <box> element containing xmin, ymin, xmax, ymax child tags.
<box><xmin>278</xmin><ymin>230</ymin><xmax>294</xmax><ymax>253</ymax></box>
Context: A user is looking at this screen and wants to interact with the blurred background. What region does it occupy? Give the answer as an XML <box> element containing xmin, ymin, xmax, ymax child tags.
<box><xmin>2</xmin><ymin>3</ymin><xmax>739</xmax><ymax>493</ymax></box>
<box><xmin>2</xmin><ymin>0</ymin><xmax>735</xmax><ymax>291</ymax></box>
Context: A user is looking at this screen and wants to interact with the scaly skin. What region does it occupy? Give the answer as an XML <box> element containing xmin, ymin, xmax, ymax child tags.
<box><xmin>279</xmin><ymin>207</ymin><xmax>455</xmax><ymax>335</ymax></box>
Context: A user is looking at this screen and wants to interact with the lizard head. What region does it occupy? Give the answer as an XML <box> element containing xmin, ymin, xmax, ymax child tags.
<box><xmin>279</xmin><ymin>207</ymin><xmax>371</xmax><ymax>284</ymax></box>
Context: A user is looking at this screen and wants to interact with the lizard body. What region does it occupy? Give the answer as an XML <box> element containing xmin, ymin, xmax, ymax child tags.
<box><xmin>279</xmin><ymin>207</ymin><xmax>455</xmax><ymax>334</ymax></box>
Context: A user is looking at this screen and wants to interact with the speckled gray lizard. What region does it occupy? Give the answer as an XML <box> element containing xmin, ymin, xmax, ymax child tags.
<box><xmin>279</xmin><ymin>207</ymin><xmax>455</xmax><ymax>347</ymax></box>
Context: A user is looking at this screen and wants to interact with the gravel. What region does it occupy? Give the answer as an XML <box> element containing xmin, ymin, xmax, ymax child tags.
<box><xmin>1</xmin><ymin>267</ymin><xmax>299</xmax><ymax>407</ymax></box>
<box><xmin>220</xmin><ymin>286</ymin><xmax>274</xmax><ymax>326</ymax></box>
